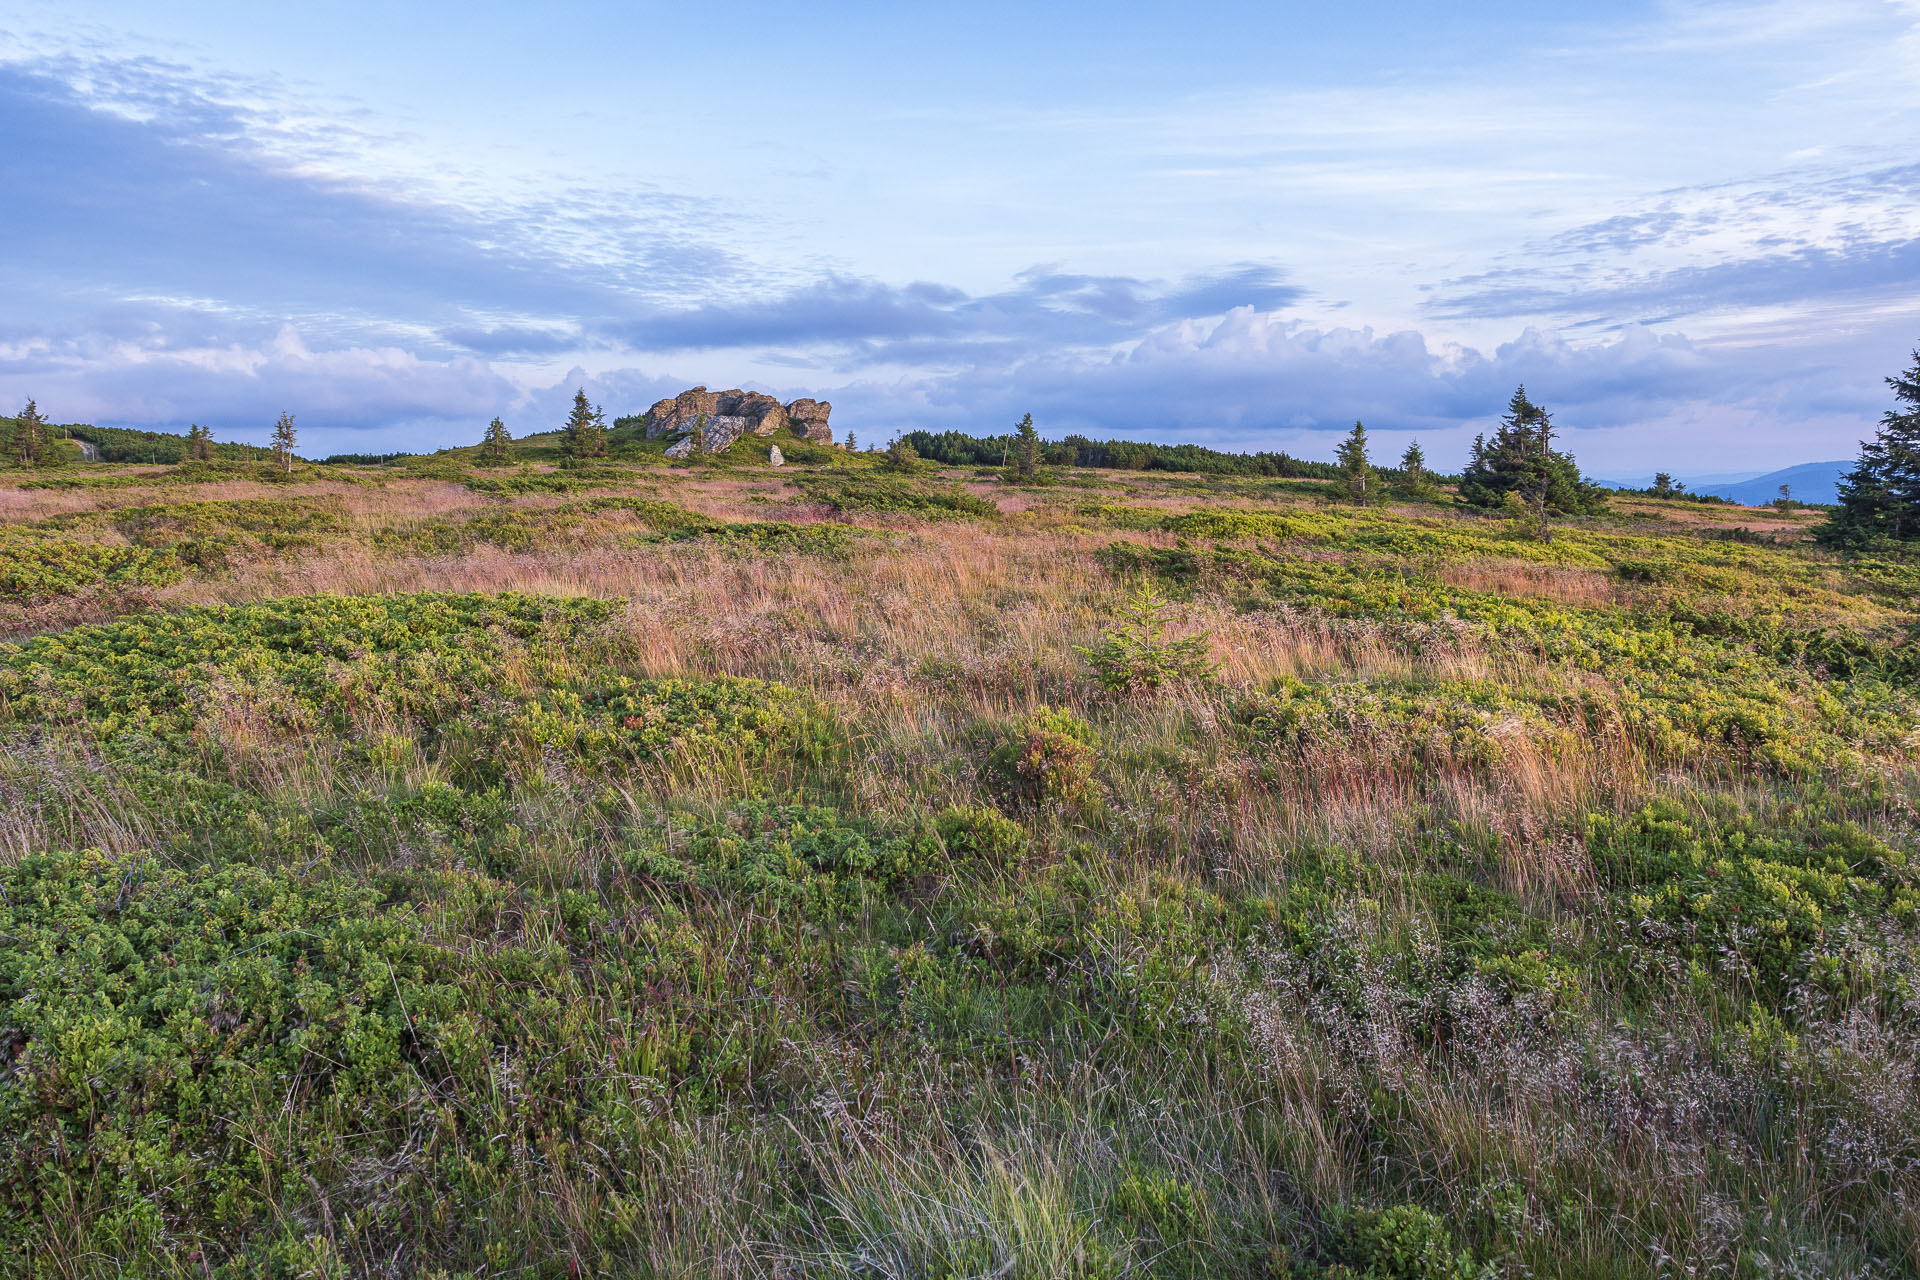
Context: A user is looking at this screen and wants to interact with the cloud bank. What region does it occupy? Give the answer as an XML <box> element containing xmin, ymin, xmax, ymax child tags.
<box><xmin>2</xmin><ymin>14</ymin><xmax>1917</xmax><ymax>472</ymax></box>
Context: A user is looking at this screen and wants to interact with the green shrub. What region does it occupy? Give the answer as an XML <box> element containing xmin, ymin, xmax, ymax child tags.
<box><xmin>935</xmin><ymin>804</ymin><xmax>1031</xmax><ymax>867</ymax></box>
<box><xmin>1078</xmin><ymin>579</ymin><xmax>1216</xmax><ymax>695</ymax></box>
<box><xmin>1324</xmin><ymin>1204</ymin><xmax>1485</xmax><ymax>1280</ymax></box>
<box><xmin>1587</xmin><ymin>800</ymin><xmax>1917</xmax><ymax>999</ymax></box>
<box><xmin>989</xmin><ymin>705</ymin><xmax>1099</xmax><ymax>807</ymax></box>
<box><xmin>795</xmin><ymin>473</ymin><xmax>997</xmax><ymax>519</ymax></box>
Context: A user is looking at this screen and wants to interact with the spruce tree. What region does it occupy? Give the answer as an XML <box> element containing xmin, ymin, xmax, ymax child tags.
<box><xmin>1013</xmin><ymin>413</ymin><xmax>1040</xmax><ymax>480</ymax></box>
<box><xmin>12</xmin><ymin>398</ymin><xmax>47</xmax><ymax>466</ymax></box>
<box><xmin>882</xmin><ymin>435</ymin><xmax>918</xmax><ymax>473</ymax></box>
<box><xmin>187</xmin><ymin>424</ymin><xmax>215</xmax><ymax>461</ymax></box>
<box><xmin>1820</xmin><ymin>345</ymin><xmax>1920</xmax><ymax>548</ymax></box>
<box><xmin>270</xmin><ymin>412</ymin><xmax>297</xmax><ymax>473</ymax></box>
<box><xmin>1396</xmin><ymin>438</ymin><xmax>1438</xmax><ymax>500</ymax></box>
<box><xmin>1457</xmin><ymin>386</ymin><xmax>1605</xmax><ymax>530</ymax></box>
<box><xmin>479</xmin><ymin>416</ymin><xmax>513</xmax><ymax>466</ymax></box>
<box><xmin>561</xmin><ymin>390</ymin><xmax>607</xmax><ymax>460</ymax></box>
<box><xmin>1335</xmin><ymin>421</ymin><xmax>1378</xmax><ymax>502</ymax></box>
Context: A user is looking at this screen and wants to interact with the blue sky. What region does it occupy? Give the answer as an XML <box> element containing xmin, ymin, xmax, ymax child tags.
<box><xmin>2</xmin><ymin>1</ymin><xmax>1917</xmax><ymax>471</ymax></box>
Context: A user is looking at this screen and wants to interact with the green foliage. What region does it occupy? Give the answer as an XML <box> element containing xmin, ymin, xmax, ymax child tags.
<box><xmin>882</xmin><ymin>434</ymin><xmax>920</xmax><ymax>473</ymax></box>
<box><xmin>1014</xmin><ymin>411</ymin><xmax>1041</xmax><ymax>481</ymax></box>
<box><xmin>60</xmin><ymin>422</ymin><xmax>273</xmax><ymax>464</ymax></box>
<box><xmin>477</xmin><ymin>415</ymin><xmax>513</xmax><ymax>466</ymax></box>
<box><xmin>989</xmin><ymin>705</ymin><xmax>1100</xmax><ymax>807</ymax></box>
<box><xmin>795</xmin><ymin>472</ymin><xmax>998</xmax><ymax>518</ymax></box>
<box><xmin>1588</xmin><ymin>800</ymin><xmax>1917</xmax><ymax>998</ymax></box>
<box><xmin>7</xmin><ymin>398</ymin><xmax>49</xmax><ymax>466</ymax></box>
<box><xmin>1323</xmin><ymin>1205</ymin><xmax>1485</xmax><ymax>1280</ymax></box>
<box><xmin>934</xmin><ymin>804</ymin><xmax>1031</xmax><ymax>867</ymax></box>
<box><xmin>561</xmin><ymin>388</ymin><xmax>608</xmax><ymax>459</ymax></box>
<box><xmin>1336</xmin><ymin>421</ymin><xmax>1383</xmax><ymax>503</ymax></box>
<box><xmin>463</xmin><ymin>464</ymin><xmax>645</xmax><ymax>493</ymax></box>
<box><xmin>3</xmin><ymin>459</ymin><xmax>1918</xmax><ymax>1277</ymax></box>
<box><xmin>0</xmin><ymin>498</ymin><xmax>348</xmax><ymax>601</ymax></box>
<box><xmin>1395</xmin><ymin>439</ymin><xmax>1441</xmax><ymax>501</ymax></box>
<box><xmin>1078</xmin><ymin>578</ymin><xmax>1216</xmax><ymax>694</ymax></box>
<box><xmin>1819</xmin><ymin>344</ymin><xmax>1920</xmax><ymax>548</ymax></box>
<box><xmin>1457</xmin><ymin>386</ymin><xmax>1606</xmax><ymax>526</ymax></box>
<box><xmin>902</xmin><ymin>427</ymin><xmax>1341</xmax><ymax>478</ymax></box>
<box><xmin>1163</xmin><ymin>509</ymin><xmax>1310</xmax><ymax>540</ymax></box>
<box><xmin>269</xmin><ymin>411</ymin><xmax>297</xmax><ymax>473</ymax></box>
<box><xmin>0</xmin><ymin>531</ymin><xmax>184</xmax><ymax>600</ymax></box>
<box><xmin>582</xmin><ymin>674</ymin><xmax>830</xmax><ymax>771</ymax></box>
<box><xmin>1109</xmin><ymin>1168</ymin><xmax>1210</xmax><ymax>1246</ymax></box>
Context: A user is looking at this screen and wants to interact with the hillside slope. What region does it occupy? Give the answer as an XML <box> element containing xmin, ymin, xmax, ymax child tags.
<box><xmin>1</xmin><ymin>456</ymin><xmax>1915</xmax><ymax>1277</ymax></box>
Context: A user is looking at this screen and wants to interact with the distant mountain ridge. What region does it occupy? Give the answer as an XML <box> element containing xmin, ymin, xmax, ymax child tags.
<box><xmin>1696</xmin><ymin>461</ymin><xmax>1851</xmax><ymax>507</ymax></box>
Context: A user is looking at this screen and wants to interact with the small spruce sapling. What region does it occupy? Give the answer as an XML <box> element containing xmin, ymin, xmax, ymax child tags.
<box><xmin>1336</xmin><ymin>420</ymin><xmax>1381</xmax><ymax>502</ymax></box>
<box><xmin>1396</xmin><ymin>438</ymin><xmax>1439</xmax><ymax>500</ymax></box>
<box><xmin>562</xmin><ymin>389</ymin><xmax>607</xmax><ymax>459</ymax></box>
<box><xmin>882</xmin><ymin>435</ymin><xmax>919</xmax><ymax>473</ymax></box>
<box><xmin>1013</xmin><ymin>412</ymin><xmax>1041</xmax><ymax>481</ymax></box>
<box><xmin>479</xmin><ymin>416</ymin><xmax>514</xmax><ymax>466</ymax></box>
<box><xmin>1078</xmin><ymin>578</ymin><xmax>1216</xmax><ymax>695</ymax></box>
<box><xmin>270</xmin><ymin>412</ymin><xmax>297</xmax><ymax>473</ymax></box>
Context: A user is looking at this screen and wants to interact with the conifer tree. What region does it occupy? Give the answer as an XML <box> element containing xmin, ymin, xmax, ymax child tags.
<box><xmin>12</xmin><ymin>398</ymin><xmax>47</xmax><ymax>466</ymax></box>
<box><xmin>882</xmin><ymin>435</ymin><xmax>918</xmax><ymax>473</ymax></box>
<box><xmin>479</xmin><ymin>416</ymin><xmax>513</xmax><ymax>466</ymax></box>
<box><xmin>1819</xmin><ymin>345</ymin><xmax>1920</xmax><ymax>548</ymax></box>
<box><xmin>1395</xmin><ymin>438</ymin><xmax>1438</xmax><ymax>499</ymax></box>
<box><xmin>270</xmin><ymin>412</ymin><xmax>297</xmax><ymax>473</ymax></box>
<box><xmin>561</xmin><ymin>390</ymin><xmax>607</xmax><ymax>459</ymax></box>
<box><xmin>187</xmin><ymin>424</ymin><xmax>215</xmax><ymax>461</ymax></box>
<box><xmin>1457</xmin><ymin>386</ymin><xmax>1605</xmax><ymax>533</ymax></box>
<box><xmin>1013</xmin><ymin>412</ymin><xmax>1041</xmax><ymax>480</ymax></box>
<box><xmin>1336</xmin><ymin>421</ymin><xmax>1379</xmax><ymax>502</ymax></box>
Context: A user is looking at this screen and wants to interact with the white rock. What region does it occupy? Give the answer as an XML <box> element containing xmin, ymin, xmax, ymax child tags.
<box><xmin>769</xmin><ymin>445</ymin><xmax>785</xmax><ymax>467</ymax></box>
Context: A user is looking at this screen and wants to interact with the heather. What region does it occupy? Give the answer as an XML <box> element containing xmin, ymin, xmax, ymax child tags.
<box><xmin>0</xmin><ymin>452</ymin><xmax>1916</xmax><ymax>1279</ymax></box>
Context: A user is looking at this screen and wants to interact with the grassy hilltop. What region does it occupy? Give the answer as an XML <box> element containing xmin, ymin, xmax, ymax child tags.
<box><xmin>0</xmin><ymin>443</ymin><xmax>1916</xmax><ymax>1279</ymax></box>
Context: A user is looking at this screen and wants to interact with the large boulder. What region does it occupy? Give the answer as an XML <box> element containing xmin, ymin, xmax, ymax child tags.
<box><xmin>644</xmin><ymin>386</ymin><xmax>721</xmax><ymax>438</ymax></box>
<box><xmin>736</xmin><ymin>393</ymin><xmax>789</xmax><ymax>435</ymax></box>
<box><xmin>699</xmin><ymin>415</ymin><xmax>749</xmax><ymax>452</ymax></box>
<box><xmin>786</xmin><ymin>398</ymin><xmax>832</xmax><ymax>444</ymax></box>
<box><xmin>769</xmin><ymin>444</ymin><xmax>784</xmax><ymax>467</ymax></box>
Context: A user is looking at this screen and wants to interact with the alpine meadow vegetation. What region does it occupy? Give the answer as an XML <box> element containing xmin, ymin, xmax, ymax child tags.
<box><xmin>0</xmin><ymin>412</ymin><xmax>1916</xmax><ymax>1280</ymax></box>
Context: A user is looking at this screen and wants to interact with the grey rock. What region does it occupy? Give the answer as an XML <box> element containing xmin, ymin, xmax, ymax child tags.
<box><xmin>699</xmin><ymin>415</ymin><xmax>749</xmax><ymax>452</ymax></box>
<box><xmin>769</xmin><ymin>444</ymin><xmax>784</xmax><ymax>467</ymax></box>
<box><xmin>644</xmin><ymin>386</ymin><xmax>835</xmax><ymax>448</ymax></box>
<box><xmin>664</xmin><ymin>434</ymin><xmax>697</xmax><ymax>459</ymax></box>
<box><xmin>785</xmin><ymin>397</ymin><xmax>833</xmax><ymax>445</ymax></box>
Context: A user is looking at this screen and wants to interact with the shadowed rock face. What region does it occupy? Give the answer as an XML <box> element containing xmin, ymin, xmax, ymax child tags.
<box><xmin>786</xmin><ymin>398</ymin><xmax>833</xmax><ymax>444</ymax></box>
<box><xmin>644</xmin><ymin>387</ymin><xmax>832</xmax><ymax>447</ymax></box>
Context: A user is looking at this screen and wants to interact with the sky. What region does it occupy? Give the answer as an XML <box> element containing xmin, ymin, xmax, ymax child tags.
<box><xmin>2</xmin><ymin>1</ymin><xmax>1918</xmax><ymax>473</ymax></box>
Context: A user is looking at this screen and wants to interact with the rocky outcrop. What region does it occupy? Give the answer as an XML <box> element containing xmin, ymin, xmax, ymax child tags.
<box><xmin>786</xmin><ymin>398</ymin><xmax>833</xmax><ymax>444</ymax></box>
<box><xmin>644</xmin><ymin>387</ymin><xmax>832</xmax><ymax>447</ymax></box>
<box><xmin>663</xmin><ymin>413</ymin><xmax>751</xmax><ymax>459</ymax></box>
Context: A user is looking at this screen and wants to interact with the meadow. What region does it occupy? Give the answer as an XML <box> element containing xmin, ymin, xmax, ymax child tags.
<box><xmin>0</xmin><ymin>442</ymin><xmax>1916</xmax><ymax>1279</ymax></box>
